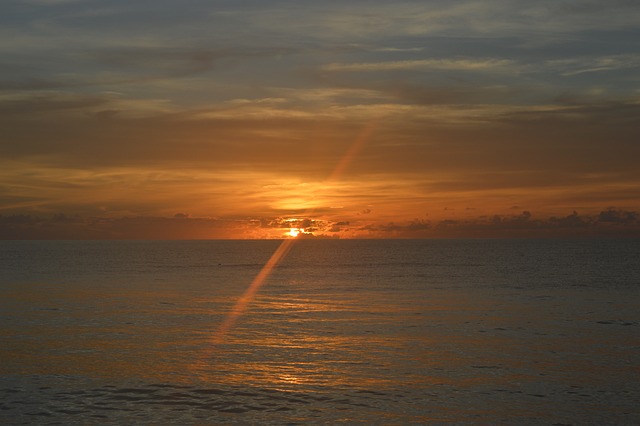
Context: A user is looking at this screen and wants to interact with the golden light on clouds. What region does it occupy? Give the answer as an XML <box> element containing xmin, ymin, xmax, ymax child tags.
<box><xmin>1</xmin><ymin>1</ymin><xmax>639</xmax><ymax>238</ymax></box>
<box><xmin>288</xmin><ymin>228</ymin><xmax>302</xmax><ymax>238</ymax></box>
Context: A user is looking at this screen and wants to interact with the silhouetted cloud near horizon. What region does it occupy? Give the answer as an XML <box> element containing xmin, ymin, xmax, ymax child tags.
<box><xmin>2</xmin><ymin>209</ymin><xmax>638</xmax><ymax>239</ymax></box>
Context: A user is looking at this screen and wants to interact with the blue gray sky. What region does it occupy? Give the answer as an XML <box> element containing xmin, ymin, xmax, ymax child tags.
<box><xmin>2</xmin><ymin>0</ymin><xmax>639</xmax><ymax>238</ymax></box>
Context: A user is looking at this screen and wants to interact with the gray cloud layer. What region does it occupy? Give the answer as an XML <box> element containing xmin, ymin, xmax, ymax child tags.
<box><xmin>2</xmin><ymin>0</ymin><xmax>640</xmax><ymax>238</ymax></box>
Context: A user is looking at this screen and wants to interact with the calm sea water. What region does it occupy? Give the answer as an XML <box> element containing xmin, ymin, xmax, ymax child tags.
<box><xmin>1</xmin><ymin>239</ymin><xmax>639</xmax><ymax>425</ymax></box>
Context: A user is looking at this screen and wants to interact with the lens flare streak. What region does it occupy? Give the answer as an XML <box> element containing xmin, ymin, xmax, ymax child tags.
<box><xmin>204</xmin><ymin>120</ymin><xmax>379</xmax><ymax>356</ymax></box>
<box><xmin>210</xmin><ymin>238</ymin><xmax>297</xmax><ymax>345</ymax></box>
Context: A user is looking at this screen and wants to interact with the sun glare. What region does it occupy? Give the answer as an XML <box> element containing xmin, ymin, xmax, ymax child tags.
<box><xmin>288</xmin><ymin>228</ymin><xmax>302</xmax><ymax>237</ymax></box>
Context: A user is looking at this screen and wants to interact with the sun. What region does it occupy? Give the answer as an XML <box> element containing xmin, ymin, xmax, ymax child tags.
<box><xmin>288</xmin><ymin>228</ymin><xmax>302</xmax><ymax>237</ymax></box>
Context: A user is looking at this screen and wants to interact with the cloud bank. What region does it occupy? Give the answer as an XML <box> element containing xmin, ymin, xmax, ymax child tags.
<box><xmin>2</xmin><ymin>0</ymin><xmax>639</xmax><ymax>238</ymax></box>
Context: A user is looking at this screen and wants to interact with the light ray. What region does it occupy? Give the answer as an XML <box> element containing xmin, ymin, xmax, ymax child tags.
<box><xmin>197</xmin><ymin>120</ymin><xmax>379</xmax><ymax>367</ymax></box>
<box><xmin>327</xmin><ymin>122</ymin><xmax>378</xmax><ymax>182</ymax></box>
<box><xmin>208</xmin><ymin>238</ymin><xmax>296</xmax><ymax>346</ymax></box>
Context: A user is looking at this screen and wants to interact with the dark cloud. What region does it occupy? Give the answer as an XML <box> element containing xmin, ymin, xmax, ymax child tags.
<box><xmin>0</xmin><ymin>47</ymin><xmax>297</xmax><ymax>93</ymax></box>
<box><xmin>360</xmin><ymin>219</ymin><xmax>431</xmax><ymax>237</ymax></box>
<box><xmin>551</xmin><ymin>0</ymin><xmax>639</xmax><ymax>15</ymax></box>
<box><xmin>261</xmin><ymin>217</ymin><xmax>329</xmax><ymax>232</ymax></box>
<box><xmin>430</xmin><ymin>210</ymin><xmax>640</xmax><ymax>237</ymax></box>
<box><xmin>0</xmin><ymin>93</ymin><xmax>109</xmax><ymax>116</ymax></box>
<box><xmin>354</xmin><ymin>209</ymin><xmax>640</xmax><ymax>238</ymax></box>
<box><xmin>597</xmin><ymin>208</ymin><xmax>639</xmax><ymax>224</ymax></box>
<box><xmin>0</xmin><ymin>214</ymin><xmax>250</xmax><ymax>240</ymax></box>
<box><xmin>499</xmin><ymin>100</ymin><xmax>640</xmax><ymax>129</ymax></box>
<box><xmin>0</xmin><ymin>93</ymin><xmax>361</xmax><ymax>177</ymax></box>
<box><xmin>86</xmin><ymin>46</ymin><xmax>296</xmax><ymax>84</ymax></box>
<box><xmin>2</xmin><ymin>209</ymin><xmax>639</xmax><ymax>239</ymax></box>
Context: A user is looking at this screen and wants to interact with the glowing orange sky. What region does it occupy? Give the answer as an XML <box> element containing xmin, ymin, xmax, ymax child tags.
<box><xmin>1</xmin><ymin>1</ymin><xmax>639</xmax><ymax>238</ymax></box>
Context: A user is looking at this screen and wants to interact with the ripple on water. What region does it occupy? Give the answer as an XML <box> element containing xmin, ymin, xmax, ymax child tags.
<box><xmin>0</xmin><ymin>376</ymin><xmax>396</xmax><ymax>424</ymax></box>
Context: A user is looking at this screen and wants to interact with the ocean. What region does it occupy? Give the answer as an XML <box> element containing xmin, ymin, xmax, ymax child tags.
<box><xmin>1</xmin><ymin>239</ymin><xmax>638</xmax><ymax>424</ymax></box>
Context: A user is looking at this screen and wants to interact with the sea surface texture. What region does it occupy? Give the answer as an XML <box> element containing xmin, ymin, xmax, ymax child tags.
<box><xmin>1</xmin><ymin>239</ymin><xmax>639</xmax><ymax>425</ymax></box>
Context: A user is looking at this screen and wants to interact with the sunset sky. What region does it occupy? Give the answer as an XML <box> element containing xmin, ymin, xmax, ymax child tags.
<box><xmin>2</xmin><ymin>0</ymin><xmax>639</xmax><ymax>238</ymax></box>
